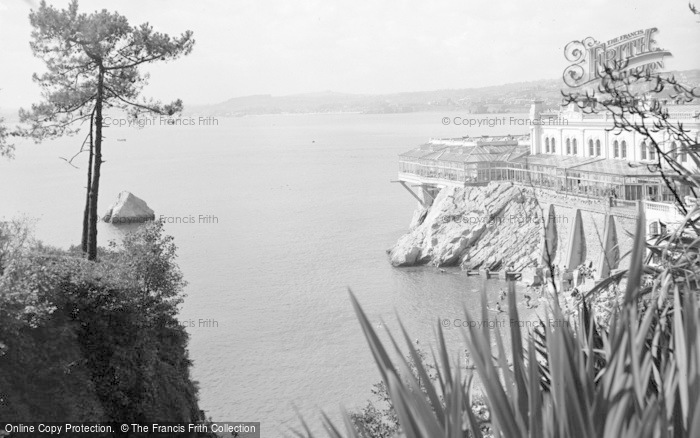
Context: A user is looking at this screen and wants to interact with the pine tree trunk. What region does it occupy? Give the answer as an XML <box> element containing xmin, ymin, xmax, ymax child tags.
<box><xmin>87</xmin><ymin>70</ymin><xmax>104</xmax><ymax>261</ymax></box>
<box><xmin>81</xmin><ymin>110</ymin><xmax>94</xmax><ymax>254</ymax></box>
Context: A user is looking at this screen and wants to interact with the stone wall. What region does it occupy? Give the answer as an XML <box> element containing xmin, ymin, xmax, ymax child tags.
<box><xmin>613</xmin><ymin>215</ymin><xmax>638</xmax><ymax>268</ymax></box>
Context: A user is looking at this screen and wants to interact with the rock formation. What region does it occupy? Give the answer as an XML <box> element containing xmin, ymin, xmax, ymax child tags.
<box><xmin>102</xmin><ymin>191</ymin><xmax>155</xmax><ymax>224</ymax></box>
<box><xmin>388</xmin><ymin>182</ymin><xmax>544</xmax><ymax>270</ymax></box>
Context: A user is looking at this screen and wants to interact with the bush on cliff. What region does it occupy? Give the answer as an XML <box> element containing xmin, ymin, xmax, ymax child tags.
<box><xmin>0</xmin><ymin>220</ymin><xmax>202</xmax><ymax>423</ymax></box>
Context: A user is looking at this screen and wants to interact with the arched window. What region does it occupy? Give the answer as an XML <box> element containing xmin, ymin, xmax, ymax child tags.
<box><xmin>572</xmin><ymin>138</ymin><xmax>578</xmax><ymax>155</ymax></box>
<box><xmin>595</xmin><ymin>140</ymin><xmax>601</xmax><ymax>156</ymax></box>
<box><xmin>640</xmin><ymin>141</ymin><xmax>647</xmax><ymax>160</ymax></box>
<box><xmin>566</xmin><ymin>138</ymin><xmax>571</xmax><ymax>155</ymax></box>
<box><xmin>649</xmin><ymin>221</ymin><xmax>659</xmax><ymax>237</ymax></box>
<box><xmin>649</xmin><ymin>144</ymin><xmax>656</xmax><ymax>160</ymax></box>
<box><xmin>681</xmin><ymin>142</ymin><xmax>688</xmax><ymax>162</ymax></box>
<box><xmin>621</xmin><ymin>140</ymin><xmax>627</xmax><ymax>159</ymax></box>
<box><xmin>588</xmin><ymin>139</ymin><xmax>594</xmax><ymax>156</ymax></box>
<box><xmin>649</xmin><ymin>220</ymin><xmax>666</xmax><ymax>236</ymax></box>
<box><xmin>613</xmin><ymin>140</ymin><xmax>619</xmax><ymax>158</ymax></box>
<box><xmin>545</xmin><ymin>137</ymin><xmax>550</xmax><ymax>153</ymax></box>
<box><xmin>551</xmin><ymin>138</ymin><xmax>556</xmax><ymax>153</ymax></box>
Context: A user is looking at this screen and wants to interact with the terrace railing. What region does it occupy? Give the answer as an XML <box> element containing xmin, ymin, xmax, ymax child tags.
<box><xmin>398</xmin><ymin>161</ymin><xmax>687</xmax><ymax>221</ymax></box>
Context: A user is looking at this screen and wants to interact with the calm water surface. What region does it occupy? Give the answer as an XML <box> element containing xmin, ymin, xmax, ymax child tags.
<box><xmin>0</xmin><ymin>112</ymin><xmax>532</xmax><ymax>436</ymax></box>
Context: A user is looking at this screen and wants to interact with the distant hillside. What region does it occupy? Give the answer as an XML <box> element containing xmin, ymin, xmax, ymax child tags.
<box><xmin>188</xmin><ymin>69</ymin><xmax>700</xmax><ymax>117</ymax></box>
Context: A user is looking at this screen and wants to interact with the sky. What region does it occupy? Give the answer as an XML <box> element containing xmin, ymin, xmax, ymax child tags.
<box><xmin>0</xmin><ymin>0</ymin><xmax>698</xmax><ymax>109</ymax></box>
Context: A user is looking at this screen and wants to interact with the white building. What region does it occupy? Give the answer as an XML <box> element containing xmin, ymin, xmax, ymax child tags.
<box><xmin>397</xmin><ymin>99</ymin><xmax>700</xmax><ymax>229</ymax></box>
<box><xmin>528</xmin><ymin>100</ymin><xmax>700</xmax><ymax>202</ymax></box>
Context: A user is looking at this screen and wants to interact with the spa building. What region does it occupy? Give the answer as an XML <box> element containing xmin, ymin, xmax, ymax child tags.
<box><xmin>397</xmin><ymin>100</ymin><xmax>700</xmax><ymax>224</ymax></box>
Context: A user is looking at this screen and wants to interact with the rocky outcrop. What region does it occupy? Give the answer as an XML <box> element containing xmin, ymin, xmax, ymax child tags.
<box><xmin>388</xmin><ymin>182</ymin><xmax>544</xmax><ymax>270</ymax></box>
<box><xmin>103</xmin><ymin>191</ymin><xmax>155</xmax><ymax>224</ymax></box>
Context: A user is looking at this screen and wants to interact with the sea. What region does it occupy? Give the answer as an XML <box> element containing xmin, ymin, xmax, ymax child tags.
<box><xmin>0</xmin><ymin>111</ymin><xmax>535</xmax><ymax>437</ymax></box>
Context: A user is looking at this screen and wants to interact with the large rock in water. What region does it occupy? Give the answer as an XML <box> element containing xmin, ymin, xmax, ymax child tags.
<box><xmin>103</xmin><ymin>191</ymin><xmax>155</xmax><ymax>224</ymax></box>
<box><xmin>388</xmin><ymin>182</ymin><xmax>544</xmax><ymax>269</ymax></box>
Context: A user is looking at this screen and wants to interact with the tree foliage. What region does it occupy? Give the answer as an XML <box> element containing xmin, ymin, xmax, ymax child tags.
<box><xmin>0</xmin><ymin>116</ymin><xmax>12</xmax><ymax>159</ymax></box>
<box><xmin>0</xmin><ymin>220</ymin><xmax>204</xmax><ymax>424</ymax></box>
<box><xmin>20</xmin><ymin>0</ymin><xmax>194</xmax><ymax>140</ymax></box>
<box><xmin>19</xmin><ymin>0</ymin><xmax>194</xmax><ymax>260</ymax></box>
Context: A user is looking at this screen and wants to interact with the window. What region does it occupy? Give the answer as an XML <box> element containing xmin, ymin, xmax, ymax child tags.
<box><xmin>670</xmin><ymin>141</ymin><xmax>678</xmax><ymax>160</ymax></box>
<box><xmin>649</xmin><ymin>221</ymin><xmax>659</xmax><ymax>236</ymax></box>
<box><xmin>545</xmin><ymin>137</ymin><xmax>550</xmax><ymax>153</ymax></box>
<box><xmin>681</xmin><ymin>142</ymin><xmax>688</xmax><ymax>162</ymax></box>
<box><xmin>649</xmin><ymin>145</ymin><xmax>656</xmax><ymax>160</ymax></box>
<box><xmin>596</xmin><ymin>139</ymin><xmax>601</xmax><ymax>156</ymax></box>
<box><xmin>572</xmin><ymin>138</ymin><xmax>578</xmax><ymax>155</ymax></box>
<box><xmin>566</xmin><ymin>138</ymin><xmax>571</xmax><ymax>155</ymax></box>
<box><xmin>649</xmin><ymin>221</ymin><xmax>666</xmax><ymax>237</ymax></box>
<box><xmin>640</xmin><ymin>141</ymin><xmax>647</xmax><ymax>160</ymax></box>
<box><xmin>551</xmin><ymin>138</ymin><xmax>556</xmax><ymax>153</ymax></box>
<box><xmin>613</xmin><ymin>140</ymin><xmax>619</xmax><ymax>158</ymax></box>
<box><xmin>589</xmin><ymin>139</ymin><xmax>594</xmax><ymax>156</ymax></box>
<box><xmin>621</xmin><ymin>140</ymin><xmax>627</xmax><ymax>159</ymax></box>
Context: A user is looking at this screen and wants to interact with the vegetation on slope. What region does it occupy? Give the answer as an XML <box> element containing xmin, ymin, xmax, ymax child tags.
<box><xmin>0</xmin><ymin>220</ymin><xmax>205</xmax><ymax>424</ymax></box>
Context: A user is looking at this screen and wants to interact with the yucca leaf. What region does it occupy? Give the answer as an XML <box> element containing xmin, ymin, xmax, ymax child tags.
<box><xmin>446</xmin><ymin>364</ymin><xmax>463</xmax><ymax>438</ymax></box>
<box><xmin>338</xmin><ymin>409</ymin><xmax>360</xmax><ymax>438</ymax></box>
<box><xmin>623</xmin><ymin>202</ymin><xmax>646</xmax><ymax>305</ymax></box>
<box><xmin>292</xmin><ymin>404</ymin><xmax>316</xmax><ymax>438</ymax></box>
<box><xmin>462</xmin><ymin>304</ymin><xmax>520</xmax><ymax>438</ymax></box>
<box><xmin>688</xmin><ymin>394</ymin><xmax>700</xmax><ymax>438</ymax></box>
<box><xmin>320</xmin><ymin>410</ymin><xmax>348</xmax><ymax>438</ymax></box>
<box><xmin>673</xmin><ymin>285</ymin><xmax>689</xmax><ymax>426</ymax></box>
<box><xmin>436</xmin><ymin>322</ymin><xmax>453</xmax><ymax>389</ymax></box>
<box><xmin>462</xmin><ymin>375</ymin><xmax>484</xmax><ymax>438</ymax></box>
<box><xmin>387</xmin><ymin>333</ymin><xmax>445</xmax><ymax>437</ymax></box>
<box><xmin>527</xmin><ymin>337</ymin><xmax>543</xmax><ymax>438</ymax></box>
<box><xmin>506</xmin><ymin>280</ymin><xmax>530</xmax><ymax>428</ymax></box>
<box><xmin>385</xmin><ymin>371</ymin><xmax>427</xmax><ymax>438</ymax></box>
<box><xmin>349</xmin><ymin>289</ymin><xmax>398</xmax><ymax>388</ymax></box>
<box><xmin>430</xmin><ymin>345</ymin><xmax>447</xmax><ymax>397</ymax></box>
<box><xmin>398</xmin><ymin>319</ymin><xmax>445</xmax><ymax>421</ymax></box>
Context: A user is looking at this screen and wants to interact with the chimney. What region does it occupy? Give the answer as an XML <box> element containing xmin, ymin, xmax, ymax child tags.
<box><xmin>529</xmin><ymin>100</ymin><xmax>544</xmax><ymax>155</ymax></box>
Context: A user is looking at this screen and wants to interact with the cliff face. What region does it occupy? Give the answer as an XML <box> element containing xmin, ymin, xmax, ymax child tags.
<box><xmin>389</xmin><ymin>182</ymin><xmax>544</xmax><ymax>270</ymax></box>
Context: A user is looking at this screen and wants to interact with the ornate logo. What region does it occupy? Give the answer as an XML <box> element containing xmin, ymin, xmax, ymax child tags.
<box><xmin>563</xmin><ymin>28</ymin><xmax>672</xmax><ymax>87</ymax></box>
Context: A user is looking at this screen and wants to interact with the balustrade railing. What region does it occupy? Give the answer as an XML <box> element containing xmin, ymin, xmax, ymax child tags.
<box><xmin>398</xmin><ymin>166</ymin><xmax>683</xmax><ymax>219</ymax></box>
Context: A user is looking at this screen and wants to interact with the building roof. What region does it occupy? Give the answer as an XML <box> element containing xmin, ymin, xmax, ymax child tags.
<box><xmin>513</xmin><ymin>154</ymin><xmax>598</xmax><ymax>168</ymax></box>
<box><xmin>574</xmin><ymin>158</ymin><xmax>665</xmax><ymax>177</ymax></box>
<box><xmin>399</xmin><ymin>134</ymin><xmax>531</xmax><ymax>163</ymax></box>
<box><xmin>399</xmin><ymin>142</ymin><xmax>530</xmax><ymax>164</ymax></box>
<box><xmin>516</xmin><ymin>154</ymin><xmax>665</xmax><ymax>177</ymax></box>
<box><xmin>666</xmin><ymin>105</ymin><xmax>700</xmax><ymax>120</ymax></box>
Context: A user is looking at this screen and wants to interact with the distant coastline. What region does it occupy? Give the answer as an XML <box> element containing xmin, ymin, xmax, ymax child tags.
<box><xmin>5</xmin><ymin>69</ymin><xmax>698</xmax><ymax>120</ymax></box>
<box><xmin>186</xmin><ymin>69</ymin><xmax>700</xmax><ymax>118</ymax></box>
